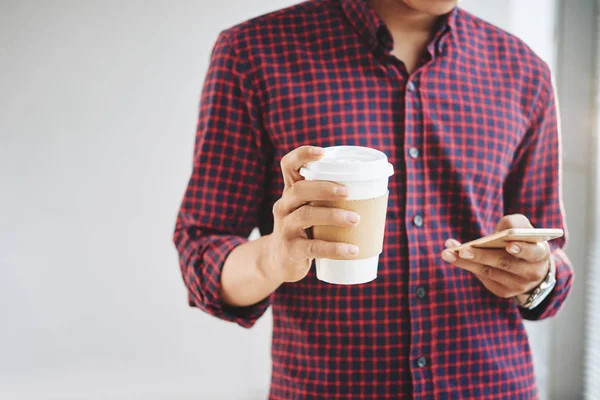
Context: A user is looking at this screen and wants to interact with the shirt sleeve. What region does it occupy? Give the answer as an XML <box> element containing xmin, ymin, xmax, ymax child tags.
<box><xmin>173</xmin><ymin>30</ymin><xmax>272</xmax><ymax>328</ymax></box>
<box><xmin>503</xmin><ymin>72</ymin><xmax>574</xmax><ymax>321</ymax></box>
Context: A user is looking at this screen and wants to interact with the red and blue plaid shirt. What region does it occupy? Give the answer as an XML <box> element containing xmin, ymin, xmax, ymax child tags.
<box><xmin>174</xmin><ymin>1</ymin><xmax>574</xmax><ymax>398</ymax></box>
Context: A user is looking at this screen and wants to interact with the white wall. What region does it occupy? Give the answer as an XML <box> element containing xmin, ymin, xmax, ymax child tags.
<box><xmin>551</xmin><ymin>1</ymin><xmax>595</xmax><ymax>397</ymax></box>
<box><xmin>0</xmin><ymin>1</ymin><xmax>300</xmax><ymax>399</ymax></box>
<box><xmin>0</xmin><ymin>1</ymin><xmax>569</xmax><ymax>399</ymax></box>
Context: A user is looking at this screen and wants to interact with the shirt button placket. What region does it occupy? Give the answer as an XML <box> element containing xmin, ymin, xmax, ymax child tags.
<box><xmin>405</xmin><ymin>76</ymin><xmax>432</xmax><ymax>386</ymax></box>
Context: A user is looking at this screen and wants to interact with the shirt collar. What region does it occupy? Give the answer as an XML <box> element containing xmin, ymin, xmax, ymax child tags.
<box><xmin>340</xmin><ymin>0</ymin><xmax>390</xmax><ymax>52</ymax></box>
<box><xmin>339</xmin><ymin>0</ymin><xmax>458</xmax><ymax>55</ymax></box>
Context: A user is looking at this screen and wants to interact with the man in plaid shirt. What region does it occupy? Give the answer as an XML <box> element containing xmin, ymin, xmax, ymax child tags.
<box><xmin>174</xmin><ymin>0</ymin><xmax>573</xmax><ymax>398</ymax></box>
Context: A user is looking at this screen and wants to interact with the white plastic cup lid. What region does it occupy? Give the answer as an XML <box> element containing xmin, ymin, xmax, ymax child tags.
<box><xmin>299</xmin><ymin>146</ymin><xmax>394</xmax><ymax>182</ymax></box>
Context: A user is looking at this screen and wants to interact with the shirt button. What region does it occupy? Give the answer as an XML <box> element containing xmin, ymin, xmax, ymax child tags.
<box><xmin>407</xmin><ymin>81</ymin><xmax>416</xmax><ymax>92</ymax></box>
<box><xmin>416</xmin><ymin>286</ymin><xmax>427</xmax><ymax>299</ymax></box>
<box><xmin>416</xmin><ymin>357</ymin><xmax>428</xmax><ymax>368</ymax></box>
<box><xmin>413</xmin><ymin>214</ymin><xmax>424</xmax><ymax>227</ymax></box>
<box><xmin>408</xmin><ymin>147</ymin><xmax>420</xmax><ymax>159</ymax></box>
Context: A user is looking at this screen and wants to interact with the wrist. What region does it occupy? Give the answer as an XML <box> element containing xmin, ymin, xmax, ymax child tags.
<box><xmin>257</xmin><ymin>235</ymin><xmax>285</xmax><ymax>287</ymax></box>
<box><xmin>516</xmin><ymin>255</ymin><xmax>556</xmax><ymax>309</ymax></box>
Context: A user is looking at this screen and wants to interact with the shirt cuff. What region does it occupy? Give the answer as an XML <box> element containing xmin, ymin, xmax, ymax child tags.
<box><xmin>189</xmin><ymin>234</ymin><xmax>272</xmax><ymax>328</ymax></box>
<box><xmin>519</xmin><ymin>250</ymin><xmax>573</xmax><ymax>321</ymax></box>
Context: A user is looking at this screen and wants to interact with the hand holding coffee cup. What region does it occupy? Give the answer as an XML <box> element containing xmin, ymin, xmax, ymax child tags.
<box><xmin>263</xmin><ymin>146</ymin><xmax>363</xmax><ymax>284</ymax></box>
<box><xmin>300</xmin><ymin>146</ymin><xmax>394</xmax><ymax>284</ymax></box>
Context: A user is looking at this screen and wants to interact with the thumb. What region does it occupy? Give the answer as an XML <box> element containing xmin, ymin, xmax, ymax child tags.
<box><xmin>495</xmin><ymin>214</ymin><xmax>534</xmax><ymax>232</ymax></box>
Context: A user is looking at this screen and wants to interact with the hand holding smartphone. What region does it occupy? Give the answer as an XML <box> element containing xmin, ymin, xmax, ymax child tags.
<box><xmin>451</xmin><ymin>228</ymin><xmax>564</xmax><ymax>250</ymax></box>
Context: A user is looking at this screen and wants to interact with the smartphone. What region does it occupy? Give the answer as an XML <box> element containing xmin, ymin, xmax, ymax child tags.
<box><xmin>452</xmin><ymin>228</ymin><xmax>564</xmax><ymax>250</ymax></box>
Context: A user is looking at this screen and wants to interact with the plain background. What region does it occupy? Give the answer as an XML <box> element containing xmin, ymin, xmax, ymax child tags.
<box><xmin>1</xmin><ymin>0</ymin><xmax>589</xmax><ymax>399</ymax></box>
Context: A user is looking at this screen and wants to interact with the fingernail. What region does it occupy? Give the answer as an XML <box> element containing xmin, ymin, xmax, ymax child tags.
<box><xmin>335</xmin><ymin>186</ymin><xmax>348</xmax><ymax>197</ymax></box>
<box><xmin>446</xmin><ymin>238</ymin><xmax>461</xmax><ymax>248</ymax></box>
<box><xmin>309</xmin><ymin>147</ymin><xmax>324</xmax><ymax>156</ymax></box>
<box><xmin>442</xmin><ymin>250</ymin><xmax>457</xmax><ymax>263</ymax></box>
<box><xmin>346</xmin><ymin>212</ymin><xmax>360</xmax><ymax>223</ymax></box>
<box><xmin>509</xmin><ymin>245</ymin><xmax>520</xmax><ymax>254</ymax></box>
<box><xmin>346</xmin><ymin>245</ymin><xmax>359</xmax><ymax>255</ymax></box>
<box><xmin>460</xmin><ymin>249</ymin><xmax>474</xmax><ymax>260</ymax></box>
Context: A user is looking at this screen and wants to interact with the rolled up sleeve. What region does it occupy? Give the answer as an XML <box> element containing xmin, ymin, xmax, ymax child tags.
<box><xmin>503</xmin><ymin>69</ymin><xmax>574</xmax><ymax>321</ymax></box>
<box><xmin>173</xmin><ymin>29</ymin><xmax>271</xmax><ymax>328</ymax></box>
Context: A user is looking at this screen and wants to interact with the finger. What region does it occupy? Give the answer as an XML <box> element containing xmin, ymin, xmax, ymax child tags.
<box><xmin>292</xmin><ymin>238</ymin><xmax>359</xmax><ymax>260</ymax></box>
<box><xmin>287</xmin><ymin>205</ymin><xmax>360</xmax><ymax>231</ymax></box>
<box><xmin>455</xmin><ymin>245</ymin><xmax>549</xmax><ymax>284</ymax></box>
<box><xmin>456</xmin><ymin>246</ymin><xmax>527</xmax><ymax>275</ymax></box>
<box><xmin>495</xmin><ymin>213</ymin><xmax>534</xmax><ymax>232</ymax></box>
<box><xmin>280</xmin><ymin>146</ymin><xmax>324</xmax><ymax>191</ymax></box>
<box><xmin>448</xmin><ymin>257</ymin><xmax>532</xmax><ymax>293</ymax></box>
<box><xmin>505</xmin><ymin>241</ymin><xmax>549</xmax><ymax>263</ymax></box>
<box><xmin>275</xmin><ymin>180</ymin><xmax>348</xmax><ymax>216</ymax></box>
<box><xmin>445</xmin><ymin>238</ymin><xmax>461</xmax><ymax>248</ymax></box>
<box><xmin>450</xmin><ymin>250</ymin><xmax>524</xmax><ymax>298</ymax></box>
<box><xmin>441</xmin><ymin>249</ymin><xmax>458</xmax><ymax>264</ymax></box>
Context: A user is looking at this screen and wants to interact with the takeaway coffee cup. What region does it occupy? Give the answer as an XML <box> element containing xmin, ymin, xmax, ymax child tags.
<box><xmin>299</xmin><ymin>146</ymin><xmax>394</xmax><ymax>284</ymax></box>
